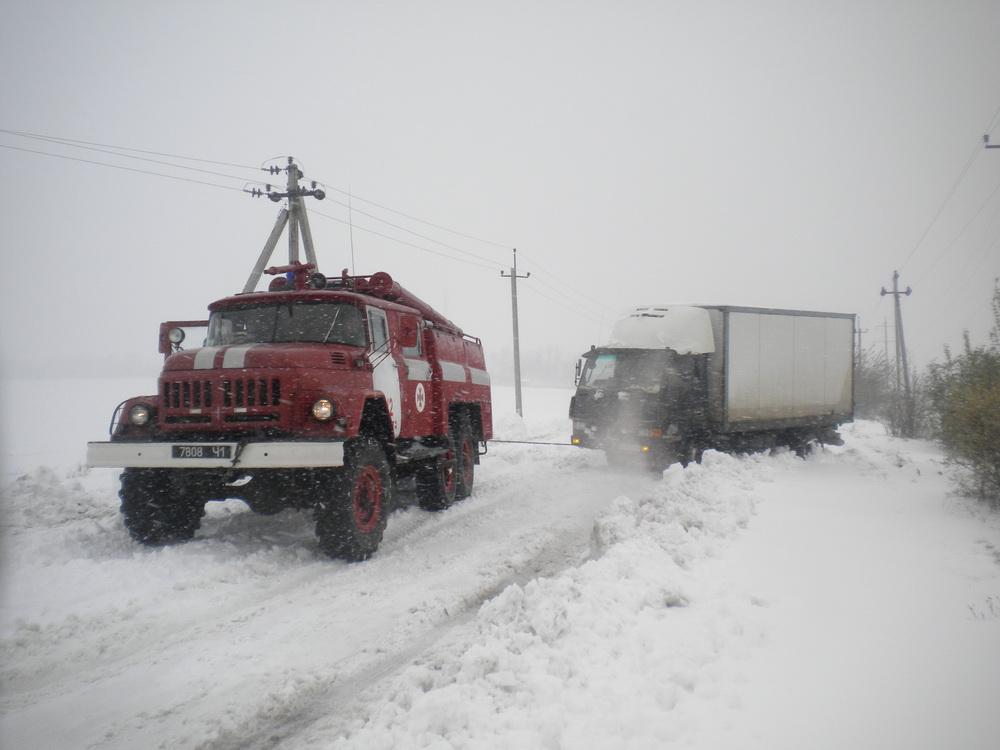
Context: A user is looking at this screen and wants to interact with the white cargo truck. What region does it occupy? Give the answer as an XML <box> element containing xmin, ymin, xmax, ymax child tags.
<box><xmin>569</xmin><ymin>305</ymin><xmax>855</xmax><ymax>471</ymax></box>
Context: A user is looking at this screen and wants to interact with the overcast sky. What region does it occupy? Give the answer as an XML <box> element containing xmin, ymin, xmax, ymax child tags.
<box><xmin>1</xmin><ymin>0</ymin><xmax>998</xmax><ymax>385</ymax></box>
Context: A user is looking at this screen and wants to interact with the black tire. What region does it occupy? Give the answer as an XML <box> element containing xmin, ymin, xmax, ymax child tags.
<box><xmin>241</xmin><ymin>474</ymin><xmax>293</xmax><ymax>515</ymax></box>
<box><xmin>454</xmin><ymin>417</ymin><xmax>476</xmax><ymax>500</ymax></box>
<box><xmin>785</xmin><ymin>430</ymin><xmax>814</xmax><ymax>458</ymax></box>
<box><xmin>679</xmin><ymin>441</ymin><xmax>704</xmax><ymax>468</ymax></box>
<box><xmin>119</xmin><ymin>468</ymin><xmax>205</xmax><ymax>546</ymax></box>
<box><xmin>793</xmin><ymin>440</ymin><xmax>814</xmax><ymax>458</ymax></box>
<box><xmin>315</xmin><ymin>438</ymin><xmax>392</xmax><ymax>561</ymax></box>
<box><xmin>416</xmin><ymin>435</ymin><xmax>458</xmax><ymax>511</ymax></box>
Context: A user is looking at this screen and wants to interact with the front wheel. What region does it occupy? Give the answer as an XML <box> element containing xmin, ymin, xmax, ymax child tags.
<box><xmin>315</xmin><ymin>438</ymin><xmax>392</xmax><ymax>561</ymax></box>
<box><xmin>679</xmin><ymin>441</ymin><xmax>704</xmax><ymax>468</ymax></box>
<box><xmin>119</xmin><ymin>468</ymin><xmax>206</xmax><ymax>545</ymax></box>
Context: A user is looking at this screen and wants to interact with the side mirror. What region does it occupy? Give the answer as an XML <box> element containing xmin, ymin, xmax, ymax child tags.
<box><xmin>574</xmin><ymin>359</ymin><xmax>582</xmax><ymax>386</ymax></box>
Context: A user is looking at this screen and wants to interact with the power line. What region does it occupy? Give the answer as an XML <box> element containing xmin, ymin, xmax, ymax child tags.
<box><xmin>314</xmin><ymin>180</ymin><xmax>511</xmax><ymax>250</ymax></box>
<box><xmin>987</xmin><ymin>101</ymin><xmax>1000</xmax><ymax>134</ymax></box>
<box><xmin>0</xmin><ymin>127</ymin><xmax>259</xmax><ymax>170</ymax></box>
<box><xmin>526</xmin><ymin>274</ymin><xmax>607</xmax><ymax>323</ymax></box>
<box><xmin>1</xmin><ymin>129</ymin><xmax>271</xmax><ymax>186</ymax></box>
<box><xmin>517</xmin><ymin>249</ymin><xmax>615</xmax><ymax>314</ymax></box>
<box><xmin>320</xmin><ymin>194</ymin><xmax>503</xmax><ymax>269</ymax></box>
<box><xmin>899</xmin><ymin>141</ymin><xmax>982</xmax><ymax>271</ymax></box>
<box><xmin>309</xmin><ymin>207</ymin><xmax>499</xmax><ymax>271</ymax></box>
<box><xmin>0</xmin><ymin>143</ymin><xmax>246</xmax><ymax>192</ymax></box>
<box><xmin>900</xmin><ymin>100</ymin><xmax>1000</xmax><ymax>271</ymax></box>
<box><xmin>0</xmin><ymin>128</ymin><xmax>510</xmax><ymax>250</ymax></box>
<box><xmin>911</xmin><ymin>174</ymin><xmax>1000</xmax><ymax>286</ymax></box>
<box><xmin>0</xmin><ymin>140</ymin><xmax>502</xmax><ymax>274</ymax></box>
<box><xmin>521</xmin><ymin>281</ymin><xmax>604</xmax><ymax>325</ymax></box>
<box><xmin>324</xmin><ymin>193</ymin><xmax>606</xmax><ymax>316</ymax></box>
<box><xmin>2</xmin><ymin>127</ymin><xmax>518</xmax><ymax>265</ymax></box>
<box><xmin>2</xmin><ymin>128</ymin><xmax>522</xmax><ymax>278</ymax></box>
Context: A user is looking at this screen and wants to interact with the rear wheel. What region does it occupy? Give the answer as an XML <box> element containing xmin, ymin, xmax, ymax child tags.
<box><xmin>315</xmin><ymin>438</ymin><xmax>392</xmax><ymax>561</ymax></box>
<box><xmin>416</xmin><ymin>436</ymin><xmax>457</xmax><ymax>511</ymax></box>
<box><xmin>784</xmin><ymin>430</ymin><xmax>814</xmax><ymax>458</ymax></box>
<box><xmin>454</xmin><ymin>417</ymin><xmax>476</xmax><ymax>500</ymax></box>
<box><xmin>119</xmin><ymin>468</ymin><xmax>205</xmax><ymax>545</ymax></box>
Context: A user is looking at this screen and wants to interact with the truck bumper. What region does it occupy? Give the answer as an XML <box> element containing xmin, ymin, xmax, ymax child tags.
<box><xmin>86</xmin><ymin>440</ymin><xmax>345</xmax><ymax>469</ymax></box>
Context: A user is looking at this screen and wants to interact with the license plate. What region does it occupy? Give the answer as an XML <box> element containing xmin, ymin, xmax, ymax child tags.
<box><xmin>171</xmin><ymin>444</ymin><xmax>232</xmax><ymax>460</ymax></box>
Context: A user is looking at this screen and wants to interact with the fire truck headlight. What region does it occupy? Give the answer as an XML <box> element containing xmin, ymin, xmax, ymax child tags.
<box><xmin>128</xmin><ymin>404</ymin><xmax>152</xmax><ymax>426</ymax></box>
<box><xmin>311</xmin><ymin>398</ymin><xmax>335</xmax><ymax>421</ymax></box>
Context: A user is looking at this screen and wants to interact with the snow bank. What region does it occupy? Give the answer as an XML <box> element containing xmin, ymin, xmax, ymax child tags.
<box><xmin>327</xmin><ymin>451</ymin><xmax>773</xmax><ymax>749</ymax></box>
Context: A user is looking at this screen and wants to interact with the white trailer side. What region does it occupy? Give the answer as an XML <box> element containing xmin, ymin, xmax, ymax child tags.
<box><xmin>705</xmin><ymin>307</ymin><xmax>854</xmax><ymax>432</ymax></box>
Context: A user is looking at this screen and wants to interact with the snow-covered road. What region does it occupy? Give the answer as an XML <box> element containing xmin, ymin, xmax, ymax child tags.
<box><xmin>2</xmin><ymin>381</ymin><xmax>999</xmax><ymax>749</ymax></box>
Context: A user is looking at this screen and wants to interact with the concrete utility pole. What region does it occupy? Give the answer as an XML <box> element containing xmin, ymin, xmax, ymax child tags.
<box><xmin>855</xmin><ymin>318</ymin><xmax>869</xmax><ymax>365</ymax></box>
<box><xmin>880</xmin><ymin>270</ymin><xmax>914</xmax><ymax>436</ymax></box>
<box><xmin>501</xmin><ymin>249</ymin><xmax>530</xmax><ymax>417</ymax></box>
<box><xmin>242</xmin><ymin>157</ymin><xmax>326</xmax><ymax>293</ymax></box>
<box><xmin>876</xmin><ymin>317</ymin><xmax>891</xmax><ymax>363</ymax></box>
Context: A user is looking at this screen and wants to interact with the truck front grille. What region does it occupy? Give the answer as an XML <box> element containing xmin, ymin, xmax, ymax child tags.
<box><xmin>163</xmin><ymin>379</ymin><xmax>214</xmax><ymax>409</ymax></box>
<box><xmin>162</xmin><ymin>377</ymin><xmax>282</xmax><ymax>409</ymax></box>
<box><xmin>221</xmin><ymin>377</ymin><xmax>281</xmax><ymax>408</ymax></box>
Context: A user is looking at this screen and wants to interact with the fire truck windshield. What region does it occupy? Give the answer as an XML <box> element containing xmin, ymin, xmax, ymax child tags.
<box><xmin>206</xmin><ymin>302</ymin><xmax>367</xmax><ymax>347</ymax></box>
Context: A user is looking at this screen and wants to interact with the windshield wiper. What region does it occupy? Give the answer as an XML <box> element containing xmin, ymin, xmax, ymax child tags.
<box><xmin>321</xmin><ymin>307</ymin><xmax>343</xmax><ymax>344</ymax></box>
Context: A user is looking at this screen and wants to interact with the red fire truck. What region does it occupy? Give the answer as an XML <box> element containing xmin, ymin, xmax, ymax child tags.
<box><xmin>87</xmin><ymin>263</ymin><xmax>493</xmax><ymax>560</ymax></box>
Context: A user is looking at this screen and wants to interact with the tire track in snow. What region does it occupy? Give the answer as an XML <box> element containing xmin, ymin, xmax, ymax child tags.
<box><xmin>187</xmin><ymin>458</ymin><xmax>659</xmax><ymax>750</ymax></box>
<box><xmin>171</xmin><ymin>451</ymin><xmax>654</xmax><ymax>749</ymax></box>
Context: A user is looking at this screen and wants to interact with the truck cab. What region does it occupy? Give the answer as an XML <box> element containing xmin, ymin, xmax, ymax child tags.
<box><xmin>570</xmin><ymin>346</ymin><xmax>708</xmax><ymax>469</ymax></box>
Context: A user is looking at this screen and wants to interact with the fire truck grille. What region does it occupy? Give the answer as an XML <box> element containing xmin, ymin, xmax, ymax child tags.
<box><xmin>162</xmin><ymin>378</ymin><xmax>282</xmax><ymax>409</ymax></box>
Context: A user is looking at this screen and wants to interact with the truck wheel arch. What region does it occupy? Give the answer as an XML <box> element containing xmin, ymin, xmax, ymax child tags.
<box><xmin>359</xmin><ymin>397</ymin><xmax>393</xmax><ymax>445</ymax></box>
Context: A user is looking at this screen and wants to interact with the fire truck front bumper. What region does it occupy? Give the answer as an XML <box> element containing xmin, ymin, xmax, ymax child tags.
<box><xmin>86</xmin><ymin>440</ymin><xmax>346</xmax><ymax>469</ymax></box>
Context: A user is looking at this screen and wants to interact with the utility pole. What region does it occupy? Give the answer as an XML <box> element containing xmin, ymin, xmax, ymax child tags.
<box><xmin>855</xmin><ymin>317</ymin><xmax>869</xmax><ymax>365</ymax></box>
<box><xmin>876</xmin><ymin>317</ymin><xmax>891</xmax><ymax>364</ymax></box>
<box><xmin>242</xmin><ymin>157</ymin><xmax>326</xmax><ymax>293</ymax></box>
<box><xmin>880</xmin><ymin>270</ymin><xmax>913</xmax><ymax>436</ymax></box>
<box><xmin>501</xmin><ymin>249</ymin><xmax>530</xmax><ymax>417</ymax></box>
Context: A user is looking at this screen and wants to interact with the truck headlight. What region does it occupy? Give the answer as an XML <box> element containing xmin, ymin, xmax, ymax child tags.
<box><xmin>128</xmin><ymin>404</ymin><xmax>152</xmax><ymax>426</ymax></box>
<box><xmin>311</xmin><ymin>398</ymin><xmax>334</xmax><ymax>421</ymax></box>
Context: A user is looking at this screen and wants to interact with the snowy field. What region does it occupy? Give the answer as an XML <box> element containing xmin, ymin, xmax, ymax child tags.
<box><xmin>2</xmin><ymin>378</ymin><xmax>1000</xmax><ymax>749</ymax></box>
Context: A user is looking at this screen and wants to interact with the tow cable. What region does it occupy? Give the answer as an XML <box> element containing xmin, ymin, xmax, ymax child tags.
<box><xmin>488</xmin><ymin>439</ymin><xmax>576</xmax><ymax>447</ymax></box>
